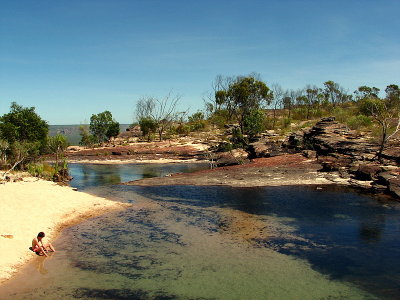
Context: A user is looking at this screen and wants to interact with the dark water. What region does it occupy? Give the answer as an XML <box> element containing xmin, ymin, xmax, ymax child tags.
<box><xmin>1</xmin><ymin>163</ymin><xmax>400</xmax><ymax>299</ymax></box>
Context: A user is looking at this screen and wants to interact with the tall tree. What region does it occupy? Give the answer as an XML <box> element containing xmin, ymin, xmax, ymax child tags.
<box><xmin>89</xmin><ymin>111</ymin><xmax>120</xmax><ymax>144</ymax></box>
<box><xmin>0</xmin><ymin>102</ymin><xmax>48</xmax><ymax>147</ymax></box>
<box><xmin>385</xmin><ymin>84</ymin><xmax>400</xmax><ymax>109</ymax></box>
<box><xmin>354</xmin><ymin>85</ymin><xmax>380</xmax><ymax>101</ymax></box>
<box><xmin>215</xmin><ymin>75</ymin><xmax>272</xmax><ymax>135</ymax></box>
<box><xmin>323</xmin><ymin>81</ymin><xmax>351</xmax><ymax>105</ymax></box>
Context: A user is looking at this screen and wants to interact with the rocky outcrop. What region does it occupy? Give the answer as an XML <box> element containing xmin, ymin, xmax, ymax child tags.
<box><xmin>282</xmin><ymin>117</ymin><xmax>400</xmax><ymax>199</ymax></box>
<box><xmin>247</xmin><ymin>139</ymin><xmax>285</xmax><ymax>158</ymax></box>
<box><xmin>302</xmin><ymin>117</ymin><xmax>378</xmax><ymax>159</ymax></box>
<box><xmin>216</xmin><ymin>149</ymin><xmax>249</xmax><ymax>167</ymax></box>
<box><xmin>388</xmin><ymin>177</ymin><xmax>400</xmax><ymax>198</ymax></box>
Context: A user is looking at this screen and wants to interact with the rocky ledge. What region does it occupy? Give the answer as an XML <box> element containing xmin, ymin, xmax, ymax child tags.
<box><xmin>127</xmin><ymin>118</ymin><xmax>400</xmax><ymax>200</ymax></box>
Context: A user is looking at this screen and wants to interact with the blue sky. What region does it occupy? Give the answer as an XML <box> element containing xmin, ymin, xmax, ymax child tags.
<box><xmin>1</xmin><ymin>0</ymin><xmax>399</xmax><ymax>124</ymax></box>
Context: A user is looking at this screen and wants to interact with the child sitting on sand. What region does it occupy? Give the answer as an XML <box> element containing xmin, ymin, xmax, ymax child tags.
<box><xmin>31</xmin><ymin>232</ymin><xmax>55</xmax><ymax>257</ymax></box>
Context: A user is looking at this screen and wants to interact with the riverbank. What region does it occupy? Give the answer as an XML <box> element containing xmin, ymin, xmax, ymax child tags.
<box><xmin>0</xmin><ymin>177</ymin><xmax>129</xmax><ymax>283</ymax></box>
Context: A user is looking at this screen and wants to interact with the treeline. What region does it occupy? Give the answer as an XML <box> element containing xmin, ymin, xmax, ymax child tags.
<box><xmin>1</xmin><ymin>74</ymin><xmax>398</xmax><ymax>177</ymax></box>
<box><xmin>0</xmin><ymin>103</ymin><xmax>120</xmax><ymax>180</ymax></box>
<box><xmin>132</xmin><ymin>74</ymin><xmax>399</xmax><ymax>160</ymax></box>
<box><xmin>203</xmin><ymin>75</ymin><xmax>399</xmax><ymax>158</ymax></box>
<box><xmin>0</xmin><ymin>102</ymin><xmax>69</xmax><ymax>179</ymax></box>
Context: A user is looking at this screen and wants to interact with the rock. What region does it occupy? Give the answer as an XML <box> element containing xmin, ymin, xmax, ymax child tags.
<box><xmin>388</xmin><ymin>177</ymin><xmax>400</xmax><ymax>198</ymax></box>
<box><xmin>247</xmin><ymin>139</ymin><xmax>284</xmax><ymax>159</ymax></box>
<box><xmin>302</xmin><ymin>150</ymin><xmax>317</xmax><ymax>159</ymax></box>
<box><xmin>348</xmin><ymin>178</ymin><xmax>373</xmax><ymax>189</ymax></box>
<box><xmin>382</xmin><ymin>146</ymin><xmax>400</xmax><ymax>164</ymax></box>
<box><xmin>353</xmin><ymin>164</ymin><xmax>383</xmax><ymax>181</ymax></box>
<box><xmin>283</xmin><ymin>129</ymin><xmax>310</xmax><ymax>151</ymax></box>
<box><xmin>216</xmin><ymin>150</ymin><xmax>248</xmax><ymax>167</ymax></box>
<box><xmin>376</xmin><ymin>171</ymin><xmax>398</xmax><ymax>185</ymax></box>
<box><xmin>111</xmin><ymin>151</ymin><xmax>125</xmax><ymax>155</ymax></box>
<box><xmin>318</xmin><ymin>155</ymin><xmax>353</xmax><ymax>172</ymax></box>
<box><xmin>303</xmin><ymin>117</ymin><xmax>378</xmax><ymax>158</ymax></box>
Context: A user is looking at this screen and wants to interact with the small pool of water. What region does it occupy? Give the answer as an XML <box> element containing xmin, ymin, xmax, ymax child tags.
<box><xmin>1</xmin><ymin>164</ymin><xmax>399</xmax><ymax>299</ymax></box>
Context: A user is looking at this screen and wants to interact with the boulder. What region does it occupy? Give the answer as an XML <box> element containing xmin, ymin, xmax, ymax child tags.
<box><xmin>318</xmin><ymin>155</ymin><xmax>353</xmax><ymax>172</ymax></box>
<box><xmin>388</xmin><ymin>177</ymin><xmax>400</xmax><ymax>198</ymax></box>
<box><xmin>216</xmin><ymin>149</ymin><xmax>248</xmax><ymax>167</ymax></box>
<box><xmin>382</xmin><ymin>146</ymin><xmax>400</xmax><ymax>163</ymax></box>
<box><xmin>302</xmin><ymin>150</ymin><xmax>317</xmax><ymax>159</ymax></box>
<box><xmin>353</xmin><ymin>164</ymin><xmax>383</xmax><ymax>181</ymax></box>
<box><xmin>247</xmin><ymin>140</ymin><xmax>284</xmax><ymax>158</ymax></box>
<box><xmin>376</xmin><ymin>171</ymin><xmax>398</xmax><ymax>185</ymax></box>
<box><xmin>283</xmin><ymin>129</ymin><xmax>309</xmax><ymax>151</ymax></box>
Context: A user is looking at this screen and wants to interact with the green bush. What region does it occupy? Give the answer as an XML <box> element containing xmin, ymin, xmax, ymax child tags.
<box><xmin>346</xmin><ymin>115</ymin><xmax>372</xmax><ymax>130</ymax></box>
<box><xmin>209</xmin><ymin>109</ymin><xmax>231</xmax><ymax>128</ymax></box>
<box><xmin>175</xmin><ymin>124</ymin><xmax>191</xmax><ymax>136</ymax></box>
<box><xmin>27</xmin><ymin>162</ymin><xmax>57</xmax><ymax>180</ymax></box>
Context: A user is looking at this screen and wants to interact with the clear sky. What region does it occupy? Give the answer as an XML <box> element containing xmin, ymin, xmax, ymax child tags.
<box><xmin>1</xmin><ymin>0</ymin><xmax>399</xmax><ymax>124</ymax></box>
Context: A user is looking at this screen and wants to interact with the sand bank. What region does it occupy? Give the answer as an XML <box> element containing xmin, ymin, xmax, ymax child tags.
<box><xmin>0</xmin><ymin>177</ymin><xmax>128</xmax><ymax>283</ymax></box>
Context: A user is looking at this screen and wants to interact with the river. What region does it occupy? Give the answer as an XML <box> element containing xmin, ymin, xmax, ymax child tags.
<box><xmin>0</xmin><ymin>163</ymin><xmax>399</xmax><ymax>299</ymax></box>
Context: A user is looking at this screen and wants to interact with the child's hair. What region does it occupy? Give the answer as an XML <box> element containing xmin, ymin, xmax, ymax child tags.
<box><xmin>37</xmin><ymin>232</ymin><xmax>45</xmax><ymax>238</ymax></box>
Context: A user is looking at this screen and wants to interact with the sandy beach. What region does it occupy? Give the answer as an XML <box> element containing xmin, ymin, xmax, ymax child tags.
<box><xmin>0</xmin><ymin>177</ymin><xmax>128</xmax><ymax>283</ymax></box>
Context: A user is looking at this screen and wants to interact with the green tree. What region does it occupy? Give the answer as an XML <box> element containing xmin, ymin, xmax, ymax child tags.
<box><xmin>47</xmin><ymin>134</ymin><xmax>69</xmax><ymax>170</ymax></box>
<box><xmin>323</xmin><ymin>81</ymin><xmax>351</xmax><ymax>106</ymax></box>
<box><xmin>243</xmin><ymin>109</ymin><xmax>266</xmax><ymax>139</ymax></box>
<box><xmin>355</xmin><ymin>85</ymin><xmax>380</xmax><ymax>101</ymax></box>
<box><xmin>79</xmin><ymin>125</ymin><xmax>96</xmax><ymax>148</ymax></box>
<box><xmin>188</xmin><ymin>111</ymin><xmax>206</xmax><ymax>131</ymax></box>
<box><xmin>89</xmin><ymin>111</ymin><xmax>120</xmax><ymax>144</ymax></box>
<box><xmin>0</xmin><ymin>102</ymin><xmax>48</xmax><ymax>148</ymax></box>
<box><xmin>139</xmin><ymin>117</ymin><xmax>158</xmax><ymax>141</ymax></box>
<box><xmin>215</xmin><ymin>75</ymin><xmax>272</xmax><ymax>135</ymax></box>
<box><xmin>385</xmin><ymin>84</ymin><xmax>400</xmax><ymax>109</ymax></box>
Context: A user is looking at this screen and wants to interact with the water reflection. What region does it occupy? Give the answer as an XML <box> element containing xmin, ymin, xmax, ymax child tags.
<box><xmin>68</xmin><ymin>163</ymin><xmax>209</xmax><ymax>190</ymax></box>
<box><xmin>1</xmin><ymin>164</ymin><xmax>399</xmax><ymax>299</ymax></box>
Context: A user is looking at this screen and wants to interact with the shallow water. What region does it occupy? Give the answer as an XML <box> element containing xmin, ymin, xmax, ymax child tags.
<box><xmin>1</xmin><ymin>163</ymin><xmax>399</xmax><ymax>299</ymax></box>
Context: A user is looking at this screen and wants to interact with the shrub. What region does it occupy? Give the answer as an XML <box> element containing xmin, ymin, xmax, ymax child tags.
<box><xmin>347</xmin><ymin>115</ymin><xmax>372</xmax><ymax>130</ymax></box>
<box><xmin>175</xmin><ymin>124</ymin><xmax>191</xmax><ymax>136</ymax></box>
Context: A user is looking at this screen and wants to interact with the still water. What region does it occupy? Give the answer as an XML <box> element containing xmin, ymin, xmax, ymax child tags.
<box><xmin>1</xmin><ymin>163</ymin><xmax>399</xmax><ymax>299</ymax></box>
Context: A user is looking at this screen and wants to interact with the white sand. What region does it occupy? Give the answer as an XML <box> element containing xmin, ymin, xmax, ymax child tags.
<box><xmin>0</xmin><ymin>177</ymin><xmax>128</xmax><ymax>283</ymax></box>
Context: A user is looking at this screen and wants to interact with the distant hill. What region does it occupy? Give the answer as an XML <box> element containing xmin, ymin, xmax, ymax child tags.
<box><xmin>49</xmin><ymin>124</ymin><xmax>131</xmax><ymax>145</ymax></box>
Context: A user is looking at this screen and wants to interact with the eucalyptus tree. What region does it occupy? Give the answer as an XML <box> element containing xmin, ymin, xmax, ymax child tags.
<box><xmin>354</xmin><ymin>85</ymin><xmax>380</xmax><ymax>101</ymax></box>
<box><xmin>214</xmin><ymin>75</ymin><xmax>272</xmax><ymax>135</ymax></box>
<box><xmin>89</xmin><ymin>111</ymin><xmax>120</xmax><ymax>144</ymax></box>
<box><xmin>385</xmin><ymin>84</ymin><xmax>400</xmax><ymax>109</ymax></box>
<box><xmin>323</xmin><ymin>81</ymin><xmax>351</xmax><ymax>106</ymax></box>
